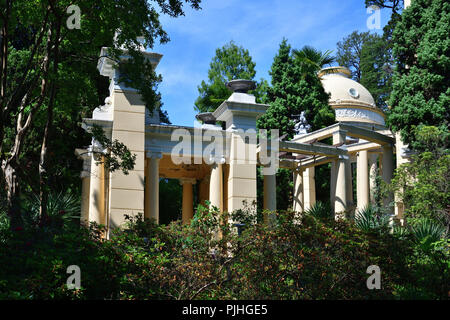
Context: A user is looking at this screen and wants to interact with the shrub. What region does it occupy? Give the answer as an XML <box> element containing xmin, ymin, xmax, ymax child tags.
<box><xmin>355</xmin><ymin>205</ymin><xmax>390</xmax><ymax>234</ymax></box>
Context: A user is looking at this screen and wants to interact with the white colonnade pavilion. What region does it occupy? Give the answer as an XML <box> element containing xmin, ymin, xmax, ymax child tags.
<box><xmin>76</xmin><ymin>46</ymin><xmax>409</xmax><ymax>238</ymax></box>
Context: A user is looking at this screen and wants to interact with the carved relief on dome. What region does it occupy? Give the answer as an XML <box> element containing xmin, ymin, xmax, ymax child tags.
<box><xmin>335</xmin><ymin>107</ymin><xmax>385</xmax><ymax>125</ymax></box>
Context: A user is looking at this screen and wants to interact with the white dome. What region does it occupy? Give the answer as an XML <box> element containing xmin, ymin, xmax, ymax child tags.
<box><xmin>319</xmin><ymin>67</ymin><xmax>385</xmax><ymax>126</ymax></box>
<box><xmin>320</xmin><ymin>67</ymin><xmax>376</xmax><ymax>107</ymax></box>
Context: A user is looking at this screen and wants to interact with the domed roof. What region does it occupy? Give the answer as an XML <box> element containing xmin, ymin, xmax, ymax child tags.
<box><xmin>319</xmin><ymin>67</ymin><xmax>376</xmax><ymax>108</ymax></box>
<box><xmin>318</xmin><ymin>67</ymin><xmax>385</xmax><ymax>126</ymax></box>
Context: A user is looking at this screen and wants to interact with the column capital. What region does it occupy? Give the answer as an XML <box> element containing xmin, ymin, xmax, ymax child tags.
<box><xmin>209</xmin><ymin>154</ymin><xmax>226</xmax><ymax>165</ymax></box>
<box><xmin>147</xmin><ymin>151</ymin><xmax>162</xmax><ymax>159</ymax></box>
<box><xmin>179</xmin><ymin>178</ymin><xmax>197</xmax><ymax>185</ymax></box>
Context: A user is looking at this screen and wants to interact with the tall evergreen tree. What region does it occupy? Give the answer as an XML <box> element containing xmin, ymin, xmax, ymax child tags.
<box><xmin>257</xmin><ymin>40</ymin><xmax>334</xmax><ymax>139</ymax></box>
<box><xmin>336</xmin><ymin>31</ymin><xmax>392</xmax><ymax>108</ymax></box>
<box><xmin>257</xmin><ymin>40</ymin><xmax>335</xmax><ymax>210</ymax></box>
<box><xmin>387</xmin><ymin>0</ymin><xmax>450</xmax><ymax>146</ymax></box>
<box><xmin>194</xmin><ymin>41</ymin><xmax>267</xmax><ymax>113</ymax></box>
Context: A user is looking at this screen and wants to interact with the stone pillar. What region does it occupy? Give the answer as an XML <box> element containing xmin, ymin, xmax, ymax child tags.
<box><xmin>198</xmin><ymin>176</ymin><xmax>210</xmax><ymax>207</ymax></box>
<box><xmin>330</xmin><ymin>160</ymin><xmax>337</xmax><ymax>212</ymax></box>
<box><xmin>369</xmin><ymin>153</ymin><xmax>379</xmax><ymax>205</ymax></box>
<box><xmin>394</xmin><ymin>132</ymin><xmax>410</xmax><ymax>224</ymax></box>
<box><xmin>145</xmin><ymin>152</ymin><xmax>161</xmax><ymax>223</ymax></box>
<box><xmin>332</xmin><ymin>130</ymin><xmax>347</xmax><ymax>216</ymax></box>
<box><xmin>303</xmin><ymin>167</ymin><xmax>316</xmax><ymax>211</ymax></box>
<box><xmin>357</xmin><ymin>150</ymin><xmax>370</xmax><ymax>212</ymax></box>
<box><xmin>88</xmin><ymin>154</ymin><xmax>106</xmax><ymax>225</ymax></box>
<box><xmin>263</xmin><ymin>174</ymin><xmax>276</xmax><ymax>211</ymax></box>
<box><xmin>227</xmin><ymin>132</ymin><xmax>257</xmax><ymax>213</ymax></box>
<box><xmin>80</xmin><ymin>175</ymin><xmax>91</xmax><ymax>225</ymax></box>
<box><xmin>75</xmin><ymin>148</ymin><xmax>92</xmax><ymax>225</ymax></box>
<box><xmin>180</xmin><ymin>178</ymin><xmax>196</xmax><ymax>225</ymax></box>
<box><xmin>293</xmin><ymin>169</ymin><xmax>304</xmax><ymax>213</ymax></box>
<box><xmin>209</xmin><ymin>163</ymin><xmax>223</xmax><ymax>211</ymax></box>
<box><xmin>263</xmin><ymin>173</ymin><xmax>276</xmax><ymax>225</ymax></box>
<box><xmin>335</xmin><ymin>155</ymin><xmax>349</xmax><ymax>218</ymax></box>
<box><xmin>346</xmin><ymin>159</ymin><xmax>354</xmax><ymax>210</ymax></box>
<box><xmin>382</xmin><ymin>145</ymin><xmax>394</xmax><ymax>212</ymax></box>
<box><xmin>107</xmin><ymin>89</ymin><xmax>147</xmax><ymax>229</ymax></box>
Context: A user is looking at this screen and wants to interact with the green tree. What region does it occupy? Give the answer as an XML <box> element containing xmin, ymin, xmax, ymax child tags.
<box><xmin>194</xmin><ymin>41</ymin><xmax>267</xmax><ymax>113</ymax></box>
<box><xmin>258</xmin><ymin>40</ymin><xmax>334</xmax><ymax>139</ymax></box>
<box><xmin>337</xmin><ymin>31</ymin><xmax>374</xmax><ymax>82</ymax></box>
<box><xmin>0</xmin><ymin>0</ymin><xmax>201</xmax><ymax>222</ymax></box>
<box><xmin>336</xmin><ymin>31</ymin><xmax>392</xmax><ymax>108</ymax></box>
<box><xmin>390</xmin><ymin>126</ymin><xmax>450</xmax><ymax>228</ymax></box>
<box><xmin>257</xmin><ymin>40</ymin><xmax>335</xmax><ymax>210</ymax></box>
<box><xmin>387</xmin><ymin>0</ymin><xmax>450</xmax><ymax>145</ymax></box>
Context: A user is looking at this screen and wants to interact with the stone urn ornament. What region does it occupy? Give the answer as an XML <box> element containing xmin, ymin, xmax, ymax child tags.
<box><xmin>226</xmin><ymin>79</ymin><xmax>256</xmax><ymax>93</ymax></box>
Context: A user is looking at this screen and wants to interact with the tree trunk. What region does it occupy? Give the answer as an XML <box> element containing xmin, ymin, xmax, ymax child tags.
<box><xmin>2</xmin><ymin>159</ymin><xmax>20</xmax><ymax>226</ymax></box>
<box><xmin>38</xmin><ymin>19</ymin><xmax>61</xmax><ymax>221</ymax></box>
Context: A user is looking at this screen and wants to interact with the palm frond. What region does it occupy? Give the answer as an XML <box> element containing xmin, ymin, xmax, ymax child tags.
<box><xmin>305</xmin><ymin>201</ymin><xmax>333</xmax><ymax>221</ymax></box>
<box><xmin>411</xmin><ymin>219</ymin><xmax>446</xmax><ymax>244</ymax></box>
<box><xmin>355</xmin><ymin>205</ymin><xmax>390</xmax><ymax>232</ymax></box>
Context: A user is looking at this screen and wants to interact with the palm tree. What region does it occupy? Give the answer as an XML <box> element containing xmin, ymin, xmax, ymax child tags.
<box><xmin>292</xmin><ymin>45</ymin><xmax>340</xmax><ymax>78</ymax></box>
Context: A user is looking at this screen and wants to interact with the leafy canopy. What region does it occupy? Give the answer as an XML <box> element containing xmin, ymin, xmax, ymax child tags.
<box><xmin>387</xmin><ymin>0</ymin><xmax>450</xmax><ymax>145</ymax></box>
<box><xmin>194</xmin><ymin>41</ymin><xmax>268</xmax><ymax>113</ymax></box>
<box><xmin>336</xmin><ymin>31</ymin><xmax>392</xmax><ymax>108</ymax></box>
<box><xmin>257</xmin><ymin>39</ymin><xmax>334</xmax><ymax>139</ymax></box>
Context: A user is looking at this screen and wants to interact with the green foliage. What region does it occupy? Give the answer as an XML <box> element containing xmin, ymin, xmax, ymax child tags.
<box><xmin>256</xmin><ymin>40</ymin><xmax>335</xmax><ymax>212</ymax></box>
<box><xmin>387</xmin><ymin>0</ymin><xmax>450</xmax><ymax>145</ymax></box>
<box><xmin>305</xmin><ymin>201</ymin><xmax>333</xmax><ymax>221</ymax></box>
<box><xmin>336</xmin><ymin>31</ymin><xmax>392</xmax><ymax>108</ymax></box>
<box><xmin>194</xmin><ymin>41</ymin><xmax>268</xmax><ymax>113</ymax></box>
<box><xmin>390</xmin><ymin>126</ymin><xmax>449</xmax><ymax>228</ymax></box>
<box><xmin>411</xmin><ymin>219</ymin><xmax>447</xmax><ymax>249</ymax></box>
<box><xmin>0</xmin><ymin>0</ymin><xmax>201</xmax><ymax>218</ymax></box>
<box><xmin>336</xmin><ymin>30</ymin><xmax>373</xmax><ymax>81</ymax></box>
<box><xmin>257</xmin><ymin>40</ymin><xmax>335</xmax><ymax>139</ymax></box>
<box><xmin>292</xmin><ymin>46</ymin><xmax>335</xmax><ymax>74</ymax></box>
<box><xmin>91</xmin><ymin>124</ymin><xmax>136</xmax><ymax>175</ymax></box>
<box><xmin>355</xmin><ymin>205</ymin><xmax>390</xmax><ymax>234</ymax></box>
<box><xmin>159</xmin><ymin>179</ymin><xmax>182</xmax><ymax>224</ymax></box>
<box><xmin>0</xmin><ymin>204</ymin><xmax>448</xmax><ymax>300</ymax></box>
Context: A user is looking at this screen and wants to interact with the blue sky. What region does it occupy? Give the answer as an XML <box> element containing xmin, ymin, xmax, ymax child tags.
<box><xmin>152</xmin><ymin>0</ymin><xmax>391</xmax><ymax>127</ymax></box>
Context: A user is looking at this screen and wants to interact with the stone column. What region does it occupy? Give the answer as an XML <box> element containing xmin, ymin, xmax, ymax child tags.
<box><xmin>209</xmin><ymin>163</ymin><xmax>223</xmax><ymax>211</ymax></box>
<box><xmin>180</xmin><ymin>178</ymin><xmax>196</xmax><ymax>225</ymax></box>
<box><xmin>227</xmin><ymin>132</ymin><xmax>257</xmax><ymax>214</ymax></box>
<box><xmin>330</xmin><ymin>130</ymin><xmax>350</xmax><ymax>218</ymax></box>
<box><xmin>357</xmin><ymin>150</ymin><xmax>370</xmax><ymax>212</ymax></box>
<box><xmin>303</xmin><ymin>167</ymin><xmax>316</xmax><ymax>211</ymax></box>
<box><xmin>381</xmin><ymin>145</ymin><xmax>394</xmax><ymax>212</ymax></box>
<box><xmin>263</xmin><ymin>173</ymin><xmax>276</xmax><ymax>225</ymax></box>
<box><xmin>330</xmin><ymin>160</ymin><xmax>337</xmax><ymax>212</ymax></box>
<box><xmin>263</xmin><ymin>174</ymin><xmax>276</xmax><ymax>211</ymax></box>
<box><xmin>394</xmin><ymin>132</ymin><xmax>409</xmax><ymax>224</ymax></box>
<box><xmin>293</xmin><ymin>169</ymin><xmax>304</xmax><ymax>213</ymax></box>
<box><xmin>80</xmin><ymin>174</ymin><xmax>91</xmax><ymax>225</ymax></box>
<box><xmin>198</xmin><ymin>176</ymin><xmax>210</xmax><ymax>207</ymax></box>
<box><xmin>335</xmin><ymin>155</ymin><xmax>349</xmax><ymax>218</ymax></box>
<box><xmin>75</xmin><ymin>148</ymin><xmax>92</xmax><ymax>225</ymax></box>
<box><xmin>346</xmin><ymin>159</ymin><xmax>354</xmax><ymax>210</ymax></box>
<box><xmin>369</xmin><ymin>153</ymin><xmax>379</xmax><ymax>205</ymax></box>
<box><xmin>145</xmin><ymin>152</ymin><xmax>161</xmax><ymax>223</ymax></box>
<box><xmin>88</xmin><ymin>153</ymin><xmax>105</xmax><ymax>225</ymax></box>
